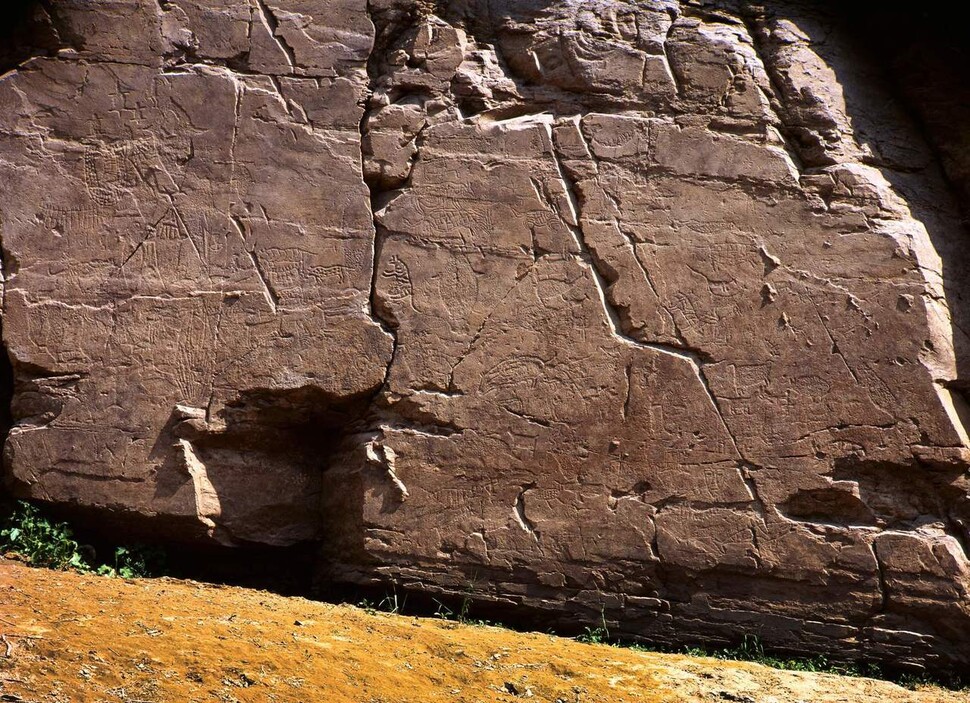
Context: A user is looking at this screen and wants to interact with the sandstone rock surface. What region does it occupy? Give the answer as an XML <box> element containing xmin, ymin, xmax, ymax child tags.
<box><xmin>1</xmin><ymin>0</ymin><xmax>969</xmax><ymax>672</ymax></box>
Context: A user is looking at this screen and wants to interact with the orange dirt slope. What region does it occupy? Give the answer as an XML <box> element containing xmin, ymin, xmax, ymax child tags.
<box><xmin>0</xmin><ymin>558</ymin><xmax>965</xmax><ymax>703</ymax></box>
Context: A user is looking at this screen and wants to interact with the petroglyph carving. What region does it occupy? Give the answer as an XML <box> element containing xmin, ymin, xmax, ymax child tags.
<box><xmin>81</xmin><ymin>137</ymin><xmax>168</xmax><ymax>207</ymax></box>
<box><xmin>380</xmin><ymin>254</ymin><xmax>412</xmax><ymax>302</ymax></box>
<box><xmin>479</xmin><ymin>356</ymin><xmax>546</xmax><ymax>396</ymax></box>
<box><xmin>40</xmin><ymin>205</ymin><xmax>104</xmax><ymax>236</ymax></box>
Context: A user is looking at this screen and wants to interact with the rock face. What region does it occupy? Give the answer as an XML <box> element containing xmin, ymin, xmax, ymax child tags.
<box><xmin>1</xmin><ymin>0</ymin><xmax>969</xmax><ymax>672</ymax></box>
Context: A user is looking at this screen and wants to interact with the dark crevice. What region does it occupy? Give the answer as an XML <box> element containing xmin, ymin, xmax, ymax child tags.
<box><xmin>23</xmin><ymin>382</ymin><xmax>389</xmax><ymax>593</ymax></box>
<box><xmin>0</xmin><ymin>0</ymin><xmax>62</xmax><ymax>75</ymax></box>
<box><xmin>778</xmin><ymin>485</ymin><xmax>877</xmax><ymax>528</ymax></box>
<box><xmin>736</xmin><ymin>7</ymin><xmax>814</xmax><ymax>172</ymax></box>
<box><xmin>357</xmin><ymin>0</ymin><xmax>402</xmax><ymax>417</ymax></box>
<box><xmin>871</xmin><ymin>541</ymin><xmax>889</xmax><ymax>614</ymax></box>
<box><xmin>829</xmin><ymin>456</ymin><xmax>970</xmax><ymax>554</ymax></box>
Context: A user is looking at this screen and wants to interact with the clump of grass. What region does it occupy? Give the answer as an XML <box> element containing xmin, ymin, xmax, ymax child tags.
<box><xmin>641</xmin><ymin>634</ymin><xmax>966</xmax><ymax>691</ymax></box>
<box><xmin>576</xmin><ymin>626</ymin><xmax>608</xmax><ymax>644</ymax></box>
<box><xmin>0</xmin><ymin>500</ymin><xmax>165</xmax><ymax>578</ymax></box>
<box><xmin>681</xmin><ymin>634</ymin><xmax>883</xmax><ymax>678</ymax></box>
<box><xmin>433</xmin><ymin>594</ymin><xmax>493</xmax><ymax>626</ymax></box>
<box><xmin>358</xmin><ymin>584</ymin><xmax>408</xmax><ymax>616</ymax></box>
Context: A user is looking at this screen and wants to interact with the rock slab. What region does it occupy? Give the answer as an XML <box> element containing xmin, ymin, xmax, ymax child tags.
<box><xmin>1</xmin><ymin>0</ymin><xmax>969</xmax><ymax>672</ymax></box>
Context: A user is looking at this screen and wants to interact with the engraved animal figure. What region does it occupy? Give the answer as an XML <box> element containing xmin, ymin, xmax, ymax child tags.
<box><xmin>82</xmin><ymin>138</ymin><xmax>160</xmax><ymax>207</ymax></box>
<box><xmin>308</xmin><ymin>264</ymin><xmax>351</xmax><ymax>286</ymax></box>
<box><xmin>480</xmin><ymin>356</ymin><xmax>546</xmax><ymax>393</ymax></box>
<box><xmin>411</xmin><ymin>197</ymin><xmax>496</xmax><ymax>240</ymax></box>
<box><xmin>41</xmin><ymin>205</ymin><xmax>103</xmax><ymax>236</ymax></box>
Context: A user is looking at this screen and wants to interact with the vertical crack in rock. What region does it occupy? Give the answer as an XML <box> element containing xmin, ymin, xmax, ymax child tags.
<box><xmin>871</xmin><ymin>540</ymin><xmax>889</xmax><ymax>614</ymax></box>
<box><xmin>741</xmin><ymin>467</ymin><xmax>767</xmax><ymax>521</ymax></box>
<box><xmin>741</xmin><ymin>466</ymin><xmax>768</xmax><ymax>567</ymax></box>
<box><xmin>226</xmin><ymin>70</ymin><xmax>243</xmax><ymax>189</ymax></box>
<box><xmin>661</xmin><ymin>9</ymin><xmax>682</xmax><ymax>99</ymax></box>
<box><xmin>360</xmin><ymin>0</ymin><xmax>399</xmax><ymax>396</ymax></box>
<box><xmin>736</xmin><ymin>9</ymin><xmax>808</xmax><ymax>173</ymax></box>
<box><xmin>542</xmin><ymin>122</ymin><xmax>642</xmax><ymax>346</ymax></box>
<box><xmin>622</xmin><ymin>362</ymin><xmax>634</xmax><ymax>420</ymax></box>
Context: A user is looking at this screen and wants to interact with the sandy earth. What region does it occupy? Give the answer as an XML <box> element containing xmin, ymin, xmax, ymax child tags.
<box><xmin>0</xmin><ymin>559</ymin><xmax>965</xmax><ymax>703</ymax></box>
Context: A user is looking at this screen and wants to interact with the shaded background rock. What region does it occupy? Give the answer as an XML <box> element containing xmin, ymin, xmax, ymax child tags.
<box><xmin>1</xmin><ymin>0</ymin><xmax>969</xmax><ymax>675</ymax></box>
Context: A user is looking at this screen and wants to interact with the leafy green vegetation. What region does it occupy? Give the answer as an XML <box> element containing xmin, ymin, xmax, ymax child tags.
<box><xmin>576</xmin><ymin>609</ymin><xmax>611</xmax><ymax>644</ymax></box>
<box><xmin>576</xmin><ymin>626</ymin><xmax>609</xmax><ymax>644</ymax></box>
<box><xmin>0</xmin><ymin>500</ymin><xmax>89</xmax><ymax>570</ymax></box>
<box><xmin>94</xmin><ymin>544</ymin><xmax>167</xmax><ymax>579</ymax></box>
<box><xmin>0</xmin><ymin>500</ymin><xmax>165</xmax><ymax>578</ymax></box>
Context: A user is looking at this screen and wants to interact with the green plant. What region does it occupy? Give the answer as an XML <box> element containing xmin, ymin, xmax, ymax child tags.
<box><xmin>0</xmin><ymin>500</ymin><xmax>165</xmax><ymax>578</ymax></box>
<box><xmin>0</xmin><ymin>501</ymin><xmax>90</xmax><ymax>570</ymax></box>
<box><xmin>378</xmin><ymin>584</ymin><xmax>406</xmax><ymax>615</ymax></box>
<box><xmin>457</xmin><ymin>593</ymin><xmax>473</xmax><ymax>624</ymax></box>
<box><xmin>576</xmin><ymin>626</ymin><xmax>608</xmax><ymax>644</ymax></box>
<box><xmin>576</xmin><ymin>609</ymin><xmax>611</xmax><ymax>645</ymax></box>
<box><xmin>663</xmin><ymin>635</ymin><xmax>894</xmax><ymax>680</ymax></box>
<box><xmin>733</xmin><ymin>633</ymin><xmax>765</xmax><ymax>660</ymax></box>
<box><xmin>431</xmin><ymin>587</ymin><xmax>476</xmax><ymax>625</ymax></box>
<box><xmin>95</xmin><ymin>544</ymin><xmax>167</xmax><ymax>579</ymax></box>
<box><xmin>432</xmin><ymin>598</ymin><xmax>454</xmax><ymax>620</ymax></box>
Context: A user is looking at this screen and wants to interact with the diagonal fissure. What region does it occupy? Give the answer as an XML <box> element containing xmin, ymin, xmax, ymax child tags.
<box><xmin>545</xmin><ymin>122</ymin><xmax>745</xmax><ymax>462</ymax></box>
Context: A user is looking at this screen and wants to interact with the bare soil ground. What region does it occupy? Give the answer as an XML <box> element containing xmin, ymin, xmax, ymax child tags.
<box><xmin>0</xmin><ymin>559</ymin><xmax>965</xmax><ymax>703</ymax></box>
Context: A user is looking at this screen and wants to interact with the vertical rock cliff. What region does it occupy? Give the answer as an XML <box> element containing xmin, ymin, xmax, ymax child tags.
<box><xmin>1</xmin><ymin>0</ymin><xmax>968</xmax><ymax>671</ymax></box>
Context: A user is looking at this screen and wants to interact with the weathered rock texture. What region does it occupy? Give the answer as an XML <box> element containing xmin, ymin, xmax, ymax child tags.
<box><xmin>1</xmin><ymin>0</ymin><xmax>969</xmax><ymax>672</ymax></box>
